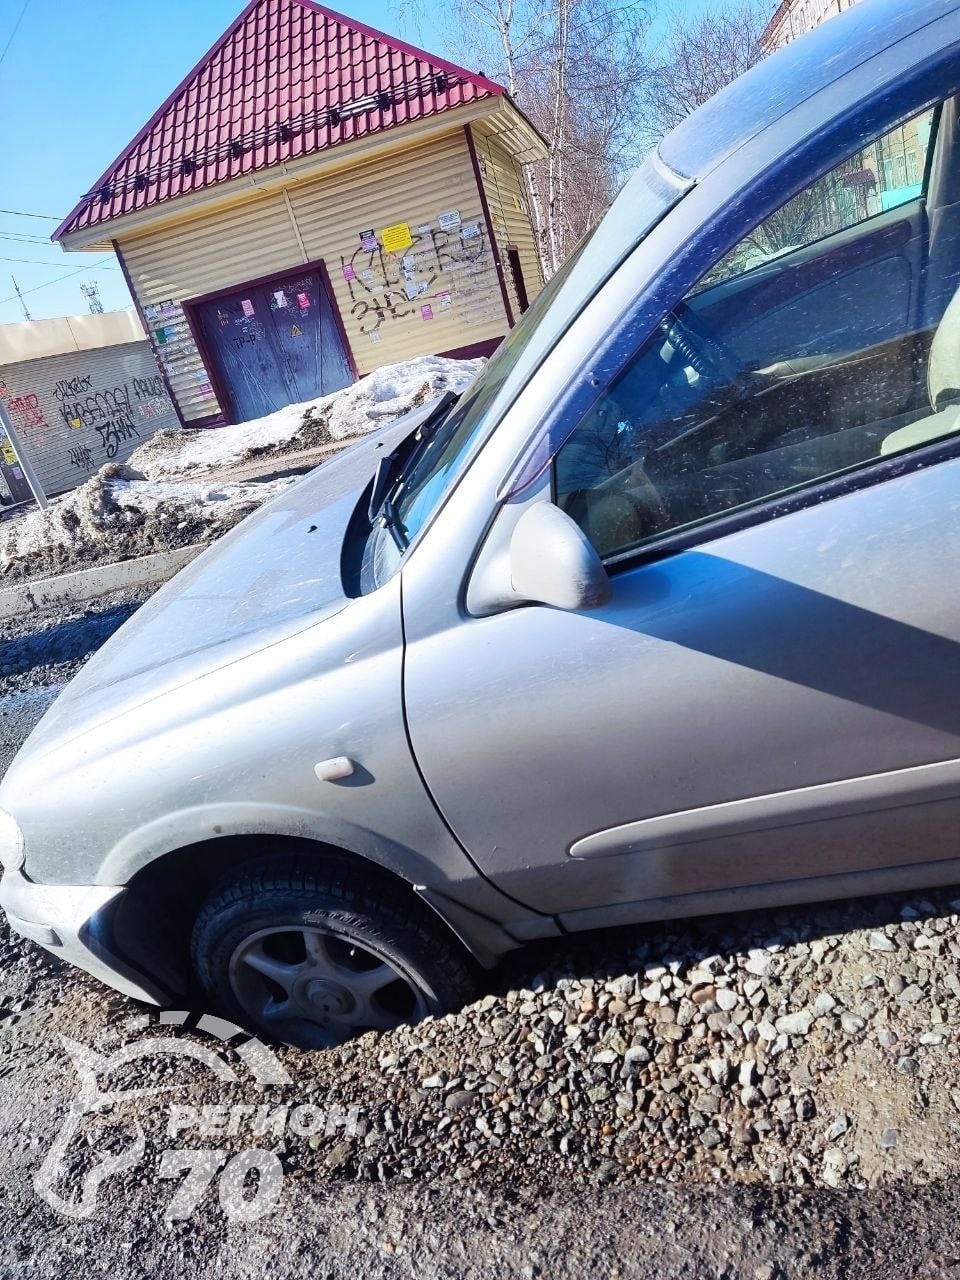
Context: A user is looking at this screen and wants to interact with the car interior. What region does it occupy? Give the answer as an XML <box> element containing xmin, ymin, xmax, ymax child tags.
<box><xmin>555</xmin><ymin>95</ymin><xmax>960</xmax><ymax>560</ymax></box>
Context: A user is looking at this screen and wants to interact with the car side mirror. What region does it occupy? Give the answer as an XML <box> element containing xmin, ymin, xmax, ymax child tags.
<box><xmin>467</xmin><ymin>500</ymin><xmax>611</xmax><ymax>616</ymax></box>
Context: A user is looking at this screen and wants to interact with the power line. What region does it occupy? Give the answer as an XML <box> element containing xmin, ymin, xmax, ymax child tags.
<box><xmin>0</xmin><ymin>232</ymin><xmax>55</xmax><ymax>244</ymax></box>
<box><xmin>0</xmin><ymin>208</ymin><xmax>63</xmax><ymax>221</ymax></box>
<box><xmin>0</xmin><ymin>259</ymin><xmax>119</xmax><ymax>306</ymax></box>
<box><xmin>0</xmin><ymin>254</ymin><xmax>120</xmax><ymax>268</ymax></box>
<box><xmin>0</xmin><ymin>0</ymin><xmax>32</xmax><ymax>70</ymax></box>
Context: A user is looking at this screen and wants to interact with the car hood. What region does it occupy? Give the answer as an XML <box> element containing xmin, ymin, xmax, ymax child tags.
<box><xmin>21</xmin><ymin>412</ymin><xmax>424</xmax><ymax>755</ymax></box>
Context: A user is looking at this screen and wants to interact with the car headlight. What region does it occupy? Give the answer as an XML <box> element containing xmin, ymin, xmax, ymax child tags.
<box><xmin>0</xmin><ymin>809</ymin><xmax>24</xmax><ymax>871</ymax></box>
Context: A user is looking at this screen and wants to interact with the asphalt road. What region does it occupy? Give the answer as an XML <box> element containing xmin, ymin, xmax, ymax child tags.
<box><xmin>3</xmin><ymin>593</ymin><xmax>960</xmax><ymax>1278</ymax></box>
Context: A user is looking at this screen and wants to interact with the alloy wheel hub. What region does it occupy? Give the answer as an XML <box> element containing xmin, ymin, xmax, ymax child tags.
<box><xmin>302</xmin><ymin>977</ymin><xmax>353</xmax><ymax>1019</ymax></box>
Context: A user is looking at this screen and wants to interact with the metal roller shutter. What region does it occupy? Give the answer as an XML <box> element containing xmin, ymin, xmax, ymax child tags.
<box><xmin>0</xmin><ymin>339</ymin><xmax>179</xmax><ymax>497</ymax></box>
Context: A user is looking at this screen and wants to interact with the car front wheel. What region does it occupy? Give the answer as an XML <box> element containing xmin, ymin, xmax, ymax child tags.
<box><xmin>191</xmin><ymin>856</ymin><xmax>478</xmax><ymax>1049</ymax></box>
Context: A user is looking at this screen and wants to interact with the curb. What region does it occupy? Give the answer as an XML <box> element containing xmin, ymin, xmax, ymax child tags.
<box><xmin>0</xmin><ymin>544</ymin><xmax>204</xmax><ymax>623</ymax></box>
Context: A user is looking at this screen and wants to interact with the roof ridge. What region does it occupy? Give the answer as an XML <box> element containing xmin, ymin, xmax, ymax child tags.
<box><xmin>292</xmin><ymin>0</ymin><xmax>504</xmax><ymax>96</ymax></box>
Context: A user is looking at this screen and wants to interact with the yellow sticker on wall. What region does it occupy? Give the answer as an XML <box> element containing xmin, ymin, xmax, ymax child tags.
<box><xmin>380</xmin><ymin>222</ymin><xmax>413</xmax><ymax>253</ymax></box>
<box><xmin>1</xmin><ymin>438</ymin><xmax>16</xmax><ymax>464</ymax></box>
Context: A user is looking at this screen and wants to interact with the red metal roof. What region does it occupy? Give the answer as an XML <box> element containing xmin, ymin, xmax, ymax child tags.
<box><xmin>55</xmin><ymin>0</ymin><xmax>504</xmax><ymax>240</ymax></box>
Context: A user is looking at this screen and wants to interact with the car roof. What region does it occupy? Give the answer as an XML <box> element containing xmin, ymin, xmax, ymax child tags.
<box><xmin>659</xmin><ymin>0</ymin><xmax>960</xmax><ymax>181</ymax></box>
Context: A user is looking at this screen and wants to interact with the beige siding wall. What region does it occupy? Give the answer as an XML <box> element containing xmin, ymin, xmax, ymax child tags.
<box><xmin>472</xmin><ymin>130</ymin><xmax>544</xmax><ymax>316</ymax></box>
<box><xmin>119</xmin><ymin>195</ymin><xmax>303</xmax><ymax>424</ymax></box>
<box><xmin>118</xmin><ymin>129</ymin><xmax>511</xmax><ymax>424</ymax></box>
<box><xmin>0</xmin><ymin>340</ymin><xmax>177</xmax><ymax>499</ymax></box>
<box><xmin>289</xmin><ymin>131</ymin><xmax>508</xmax><ymax>370</ymax></box>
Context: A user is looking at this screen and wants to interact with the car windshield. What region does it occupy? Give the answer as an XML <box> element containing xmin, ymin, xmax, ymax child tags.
<box><xmin>358</xmin><ymin>160</ymin><xmax>687</xmax><ymax>590</ymax></box>
<box><xmin>392</xmin><ymin>244</ymin><xmax>588</xmax><ymax>532</ymax></box>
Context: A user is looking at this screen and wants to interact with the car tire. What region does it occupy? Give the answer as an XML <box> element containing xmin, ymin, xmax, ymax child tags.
<box><xmin>191</xmin><ymin>855</ymin><xmax>479</xmax><ymax>1049</ymax></box>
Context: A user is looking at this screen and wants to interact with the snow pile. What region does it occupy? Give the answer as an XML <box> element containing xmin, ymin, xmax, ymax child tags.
<box><xmin>0</xmin><ymin>356</ymin><xmax>486</xmax><ymax>585</ymax></box>
<box><xmin>129</xmin><ymin>356</ymin><xmax>484</xmax><ymax>481</ymax></box>
<box><xmin>0</xmin><ymin>465</ymin><xmax>293</xmax><ymax>586</ymax></box>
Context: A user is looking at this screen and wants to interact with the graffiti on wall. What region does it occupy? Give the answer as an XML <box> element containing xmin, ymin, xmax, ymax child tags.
<box><xmin>68</xmin><ymin>444</ymin><xmax>95</xmax><ymax>472</ymax></box>
<box><xmin>53</xmin><ymin>375</ymin><xmax>93</xmax><ymax>401</ymax></box>
<box><xmin>49</xmin><ymin>375</ymin><xmax>173</xmax><ymax>470</ymax></box>
<box><xmin>339</xmin><ymin>218</ymin><xmax>500</xmax><ymax>341</ymax></box>
<box><xmin>6</xmin><ymin>390</ymin><xmax>51</xmax><ymax>433</ymax></box>
<box><xmin>0</xmin><ymin>356</ymin><xmax>176</xmax><ymax>495</ymax></box>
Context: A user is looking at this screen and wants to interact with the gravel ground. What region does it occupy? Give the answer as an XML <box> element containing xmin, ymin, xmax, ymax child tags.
<box><xmin>4</xmin><ymin>594</ymin><xmax>960</xmax><ymax>1275</ymax></box>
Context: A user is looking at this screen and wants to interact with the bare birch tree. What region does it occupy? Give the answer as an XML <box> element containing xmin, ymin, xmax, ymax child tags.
<box><xmin>430</xmin><ymin>0</ymin><xmax>651</xmax><ymax>275</ymax></box>
<box><xmin>395</xmin><ymin>0</ymin><xmax>769</xmax><ymax>276</ymax></box>
<box><xmin>639</xmin><ymin>2</ymin><xmax>767</xmax><ymax>145</ymax></box>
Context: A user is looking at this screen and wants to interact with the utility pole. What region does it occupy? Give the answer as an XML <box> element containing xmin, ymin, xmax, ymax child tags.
<box><xmin>10</xmin><ymin>276</ymin><xmax>32</xmax><ymax>321</ymax></box>
<box><xmin>0</xmin><ymin>398</ymin><xmax>47</xmax><ymax>510</ymax></box>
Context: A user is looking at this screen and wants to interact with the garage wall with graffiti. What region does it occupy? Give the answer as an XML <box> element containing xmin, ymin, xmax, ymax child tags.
<box><xmin>0</xmin><ymin>315</ymin><xmax>178</xmax><ymax>500</ymax></box>
<box><xmin>117</xmin><ymin>128</ymin><xmax>515</xmax><ymax>425</ymax></box>
<box><xmin>289</xmin><ymin>130</ymin><xmax>508</xmax><ymax>366</ymax></box>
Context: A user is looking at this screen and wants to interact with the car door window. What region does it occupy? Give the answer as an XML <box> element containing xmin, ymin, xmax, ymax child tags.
<box><xmin>555</xmin><ymin>106</ymin><xmax>951</xmax><ymax>561</ymax></box>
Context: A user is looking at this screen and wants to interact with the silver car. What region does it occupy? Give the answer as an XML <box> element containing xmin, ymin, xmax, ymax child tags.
<box><xmin>4</xmin><ymin>0</ymin><xmax>960</xmax><ymax>1047</ymax></box>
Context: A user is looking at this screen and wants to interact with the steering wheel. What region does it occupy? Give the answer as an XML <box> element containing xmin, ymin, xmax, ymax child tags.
<box><xmin>658</xmin><ymin>302</ymin><xmax>749</xmax><ymax>392</ymax></box>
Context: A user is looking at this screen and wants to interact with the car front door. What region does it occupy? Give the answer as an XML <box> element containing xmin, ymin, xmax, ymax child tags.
<box><xmin>403</xmin><ymin>101</ymin><xmax>960</xmax><ymax>930</ymax></box>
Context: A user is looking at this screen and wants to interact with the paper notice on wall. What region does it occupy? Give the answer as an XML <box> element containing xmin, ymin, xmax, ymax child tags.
<box><xmin>155</xmin><ymin>327</ymin><xmax>168</xmax><ymax>344</ymax></box>
<box><xmin>199</xmin><ymin>382</ymin><xmax>213</xmax><ymax>396</ymax></box>
<box><xmin>241</xmin><ymin>298</ymin><xmax>255</xmax><ymax>317</ymax></box>
<box><xmin>342</xmin><ymin>263</ymin><xmax>356</xmax><ymax>281</ymax></box>
<box><xmin>438</xmin><ymin>209</ymin><xmax>461</xmax><ymax>231</ymax></box>
<box><xmin>416</xmin><ymin>223</ymin><xmax>432</xmax><ymax>234</ymax></box>
<box><xmin>297</xmin><ymin>292</ymin><xmax>311</xmax><ymax>311</ymax></box>
<box><xmin>404</xmin><ymin>280</ymin><xmax>419</xmax><ymax>301</ymax></box>
<box><xmin>437</xmin><ymin>290</ymin><xmax>451</xmax><ymax>310</ymax></box>
<box><xmin>380</xmin><ymin>222</ymin><xmax>413</xmax><ymax>253</ymax></box>
<box><xmin>160</xmin><ymin>300</ymin><xmax>177</xmax><ymax>317</ymax></box>
<box><xmin>144</xmin><ymin>304</ymin><xmax>158</xmax><ymax>320</ymax></box>
<box><xmin>420</xmin><ymin>304</ymin><xmax>434</xmax><ymax>321</ymax></box>
<box><xmin>417</xmin><ymin>280</ymin><xmax>429</xmax><ymax>295</ymax></box>
<box><xmin>460</xmin><ymin>222</ymin><xmax>480</xmax><ymax>239</ymax></box>
<box><xmin>360</xmin><ymin>269</ymin><xmax>375</xmax><ymax>282</ymax></box>
<box><xmin>0</xmin><ymin>438</ymin><xmax>16</xmax><ymax>464</ymax></box>
<box><xmin>401</xmin><ymin>255</ymin><xmax>415</xmax><ymax>272</ymax></box>
<box><xmin>369</xmin><ymin>328</ymin><xmax>382</xmax><ymax>344</ymax></box>
<box><xmin>274</xmin><ymin>289</ymin><xmax>288</xmax><ymax>307</ymax></box>
<box><xmin>359</xmin><ymin>228</ymin><xmax>378</xmax><ymax>250</ymax></box>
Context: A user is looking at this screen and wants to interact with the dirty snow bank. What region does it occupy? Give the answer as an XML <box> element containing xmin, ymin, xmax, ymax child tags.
<box><xmin>0</xmin><ymin>356</ymin><xmax>485</xmax><ymax>586</ymax></box>
<box><xmin>129</xmin><ymin>355</ymin><xmax>484</xmax><ymax>481</ymax></box>
<box><xmin>0</xmin><ymin>466</ymin><xmax>292</xmax><ymax>586</ymax></box>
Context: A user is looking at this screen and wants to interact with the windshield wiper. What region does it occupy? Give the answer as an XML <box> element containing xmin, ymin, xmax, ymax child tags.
<box><xmin>378</xmin><ymin>495</ymin><xmax>408</xmax><ymax>551</ymax></box>
<box><xmin>412</xmin><ymin>389</ymin><xmax>459</xmax><ymax>440</ymax></box>
<box><xmin>367</xmin><ymin>389</ymin><xmax>461</xmax><ymax>525</ymax></box>
<box><xmin>368</xmin><ymin>450</ymin><xmax>399</xmax><ymax>522</ymax></box>
<box><xmin>367</xmin><ymin>455</ymin><xmax>408</xmax><ymax>549</ymax></box>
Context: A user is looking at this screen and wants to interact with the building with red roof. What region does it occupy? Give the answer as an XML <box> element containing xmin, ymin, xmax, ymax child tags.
<box><xmin>54</xmin><ymin>0</ymin><xmax>546</xmax><ymax>425</ymax></box>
